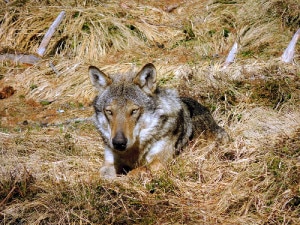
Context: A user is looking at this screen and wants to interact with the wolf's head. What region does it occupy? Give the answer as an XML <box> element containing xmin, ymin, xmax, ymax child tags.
<box><xmin>89</xmin><ymin>63</ymin><xmax>157</xmax><ymax>151</ymax></box>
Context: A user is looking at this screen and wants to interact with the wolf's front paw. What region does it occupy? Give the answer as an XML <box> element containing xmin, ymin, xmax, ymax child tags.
<box><xmin>127</xmin><ymin>166</ymin><xmax>150</xmax><ymax>178</ymax></box>
<box><xmin>100</xmin><ymin>165</ymin><xmax>117</xmax><ymax>179</ymax></box>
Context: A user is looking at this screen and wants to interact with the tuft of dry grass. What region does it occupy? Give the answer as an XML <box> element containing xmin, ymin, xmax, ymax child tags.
<box><xmin>1</xmin><ymin>0</ymin><xmax>300</xmax><ymax>224</ymax></box>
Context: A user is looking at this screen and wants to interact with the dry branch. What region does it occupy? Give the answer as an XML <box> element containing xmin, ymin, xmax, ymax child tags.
<box><xmin>164</xmin><ymin>4</ymin><xmax>180</xmax><ymax>13</ymax></box>
<box><xmin>36</xmin><ymin>11</ymin><xmax>66</xmax><ymax>57</ymax></box>
<box><xmin>281</xmin><ymin>29</ymin><xmax>300</xmax><ymax>63</ymax></box>
<box><xmin>0</xmin><ymin>186</ymin><xmax>16</xmax><ymax>208</ymax></box>
<box><xmin>49</xmin><ymin>61</ymin><xmax>61</xmax><ymax>76</ymax></box>
<box><xmin>0</xmin><ymin>53</ymin><xmax>41</xmax><ymax>64</ymax></box>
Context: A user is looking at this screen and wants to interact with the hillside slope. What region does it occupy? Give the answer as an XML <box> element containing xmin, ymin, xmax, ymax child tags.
<box><xmin>1</xmin><ymin>0</ymin><xmax>299</xmax><ymax>224</ymax></box>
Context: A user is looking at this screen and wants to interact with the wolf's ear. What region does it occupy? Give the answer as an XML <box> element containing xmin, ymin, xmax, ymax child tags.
<box><xmin>89</xmin><ymin>66</ymin><xmax>112</xmax><ymax>91</ymax></box>
<box><xmin>134</xmin><ymin>63</ymin><xmax>157</xmax><ymax>95</ymax></box>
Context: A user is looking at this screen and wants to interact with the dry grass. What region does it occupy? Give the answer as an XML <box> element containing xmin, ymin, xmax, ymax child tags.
<box><xmin>1</xmin><ymin>0</ymin><xmax>300</xmax><ymax>224</ymax></box>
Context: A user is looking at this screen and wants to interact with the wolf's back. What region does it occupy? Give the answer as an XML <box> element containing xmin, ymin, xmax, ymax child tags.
<box><xmin>181</xmin><ymin>97</ymin><xmax>229</xmax><ymax>142</ymax></box>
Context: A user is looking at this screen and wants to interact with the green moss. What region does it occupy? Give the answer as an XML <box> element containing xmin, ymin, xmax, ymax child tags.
<box><xmin>39</xmin><ymin>100</ymin><xmax>52</xmax><ymax>106</ymax></box>
<box><xmin>30</xmin><ymin>84</ymin><xmax>38</xmax><ymax>90</ymax></box>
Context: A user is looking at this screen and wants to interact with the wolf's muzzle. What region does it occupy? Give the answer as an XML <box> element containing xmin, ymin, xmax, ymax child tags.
<box><xmin>112</xmin><ymin>131</ymin><xmax>128</xmax><ymax>151</ymax></box>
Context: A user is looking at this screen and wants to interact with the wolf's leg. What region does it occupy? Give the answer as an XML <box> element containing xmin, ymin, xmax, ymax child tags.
<box><xmin>127</xmin><ymin>166</ymin><xmax>148</xmax><ymax>177</ymax></box>
<box><xmin>127</xmin><ymin>158</ymin><xmax>165</xmax><ymax>179</ymax></box>
<box><xmin>126</xmin><ymin>139</ymin><xmax>173</xmax><ymax>178</ymax></box>
<box><xmin>146</xmin><ymin>139</ymin><xmax>174</xmax><ymax>170</ymax></box>
<box><xmin>100</xmin><ymin>147</ymin><xmax>117</xmax><ymax>179</ymax></box>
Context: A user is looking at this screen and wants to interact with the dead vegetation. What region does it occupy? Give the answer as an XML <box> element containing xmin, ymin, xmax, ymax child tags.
<box><xmin>0</xmin><ymin>0</ymin><xmax>300</xmax><ymax>224</ymax></box>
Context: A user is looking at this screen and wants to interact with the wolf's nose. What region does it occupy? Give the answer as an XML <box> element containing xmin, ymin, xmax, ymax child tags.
<box><xmin>112</xmin><ymin>132</ymin><xmax>127</xmax><ymax>151</ymax></box>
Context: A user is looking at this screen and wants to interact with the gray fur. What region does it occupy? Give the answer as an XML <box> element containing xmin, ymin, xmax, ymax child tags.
<box><xmin>89</xmin><ymin>63</ymin><xmax>229</xmax><ymax>179</ymax></box>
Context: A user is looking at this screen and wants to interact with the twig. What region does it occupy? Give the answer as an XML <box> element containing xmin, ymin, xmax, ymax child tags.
<box><xmin>36</xmin><ymin>11</ymin><xmax>66</xmax><ymax>57</ymax></box>
<box><xmin>164</xmin><ymin>4</ymin><xmax>180</xmax><ymax>13</ymax></box>
<box><xmin>45</xmin><ymin>117</ymin><xmax>94</xmax><ymax>127</ymax></box>
<box><xmin>281</xmin><ymin>29</ymin><xmax>300</xmax><ymax>63</ymax></box>
<box><xmin>0</xmin><ymin>186</ymin><xmax>16</xmax><ymax>207</ymax></box>
<box><xmin>49</xmin><ymin>61</ymin><xmax>61</xmax><ymax>76</ymax></box>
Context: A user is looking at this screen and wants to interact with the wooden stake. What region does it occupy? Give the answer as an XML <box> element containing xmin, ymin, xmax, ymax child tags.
<box><xmin>281</xmin><ymin>29</ymin><xmax>300</xmax><ymax>63</ymax></box>
<box><xmin>223</xmin><ymin>42</ymin><xmax>238</xmax><ymax>69</ymax></box>
<box><xmin>36</xmin><ymin>11</ymin><xmax>66</xmax><ymax>57</ymax></box>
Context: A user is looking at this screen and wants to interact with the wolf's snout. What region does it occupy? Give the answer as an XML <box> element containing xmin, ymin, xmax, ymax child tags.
<box><xmin>112</xmin><ymin>131</ymin><xmax>128</xmax><ymax>151</ymax></box>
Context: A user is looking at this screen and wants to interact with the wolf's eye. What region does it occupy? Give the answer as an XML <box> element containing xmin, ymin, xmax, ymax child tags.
<box><xmin>105</xmin><ymin>109</ymin><xmax>112</xmax><ymax>116</ymax></box>
<box><xmin>131</xmin><ymin>108</ymin><xmax>140</xmax><ymax>115</ymax></box>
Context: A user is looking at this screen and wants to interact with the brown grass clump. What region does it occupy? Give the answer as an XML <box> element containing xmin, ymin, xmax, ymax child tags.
<box><xmin>1</xmin><ymin>0</ymin><xmax>300</xmax><ymax>224</ymax></box>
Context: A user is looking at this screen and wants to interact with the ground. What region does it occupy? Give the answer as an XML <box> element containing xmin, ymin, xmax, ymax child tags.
<box><xmin>0</xmin><ymin>0</ymin><xmax>300</xmax><ymax>224</ymax></box>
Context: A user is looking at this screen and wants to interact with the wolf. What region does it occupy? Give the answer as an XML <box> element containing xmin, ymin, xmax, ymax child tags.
<box><xmin>89</xmin><ymin>63</ymin><xmax>229</xmax><ymax>179</ymax></box>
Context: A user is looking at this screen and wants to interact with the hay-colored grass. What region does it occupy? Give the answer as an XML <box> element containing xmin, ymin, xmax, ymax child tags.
<box><xmin>1</xmin><ymin>0</ymin><xmax>300</xmax><ymax>224</ymax></box>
